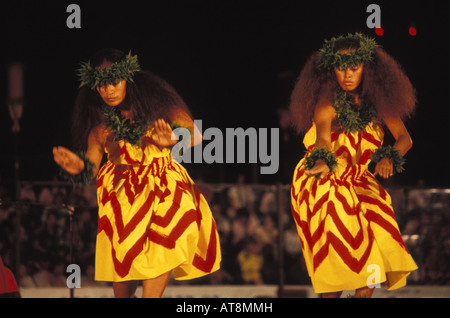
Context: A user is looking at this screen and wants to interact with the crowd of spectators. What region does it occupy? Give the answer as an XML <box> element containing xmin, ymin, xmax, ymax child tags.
<box><xmin>0</xmin><ymin>176</ymin><xmax>449</xmax><ymax>289</ymax></box>
<box><xmin>0</xmin><ymin>180</ymin><xmax>102</xmax><ymax>288</ymax></box>
<box><xmin>399</xmin><ymin>188</ymin><xmax>450</xmax><ymax>285</ymax></box>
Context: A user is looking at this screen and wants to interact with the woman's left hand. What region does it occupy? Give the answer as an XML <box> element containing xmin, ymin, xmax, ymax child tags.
<box><xmin>374</xmin><ymin>157</ymin><xmax>393</xmax><ymax>179</ymax></box>
<box><xmin>151</xmin><ymin>119</ymin><xmax>178</xmax><ymax>147</ymax></box>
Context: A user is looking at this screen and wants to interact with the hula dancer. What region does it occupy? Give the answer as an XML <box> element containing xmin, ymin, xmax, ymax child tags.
<box><xmin>289</xmin><ymin>33</ymin><xmax>418</xmax><ymax>298</ymax></box>
<box><xmin>53</xmin><ymin>49</ymin><xmax>221</xmax><ymax>298</ymax></box>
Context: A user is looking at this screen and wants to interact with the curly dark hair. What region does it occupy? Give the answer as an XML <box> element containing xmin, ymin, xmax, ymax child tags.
<box><xmin>70</xmin><ymin>48</ymin><xmax>191</xmax><ymax>151</ymax></box>
<box><xmin>289</xmin><ymin>40</ymin><xmax>416</xmax><ymax>133</ymax></box>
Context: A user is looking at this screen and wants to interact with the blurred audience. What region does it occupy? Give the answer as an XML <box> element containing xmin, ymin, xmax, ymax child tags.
<box><xmin>0</xmin><ymin>179</ymin><xmax>449</xmax><ymax>288</ymax></box>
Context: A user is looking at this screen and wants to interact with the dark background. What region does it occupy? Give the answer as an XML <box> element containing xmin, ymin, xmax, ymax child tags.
<box><xmin>2</xmin><ymin>0</ymin><xmax>449</xmax><ymax>191</ymax></box>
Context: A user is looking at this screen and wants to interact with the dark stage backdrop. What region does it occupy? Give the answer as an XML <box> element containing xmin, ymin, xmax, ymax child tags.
<box><xmin>2</xmin><ymin>0</ymin><xmax>449</xmax><ymax>190</ymax></box>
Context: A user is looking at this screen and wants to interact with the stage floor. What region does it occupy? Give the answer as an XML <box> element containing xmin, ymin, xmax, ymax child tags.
<box><xmin>19</xmin><ymin>284</ymin><xmax>450</xmax><ymax>298</ymax></box>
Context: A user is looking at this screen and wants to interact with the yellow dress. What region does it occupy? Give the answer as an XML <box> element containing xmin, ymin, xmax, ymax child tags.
<box><xmin>95</xmin><ymin>129</ymin><xmax>221</xmax><ymax>282</ymax></box>
<box><xmin>291</xmin><ymin>122</ymin><xmax>417</xmax><ymax>293</ymax></box>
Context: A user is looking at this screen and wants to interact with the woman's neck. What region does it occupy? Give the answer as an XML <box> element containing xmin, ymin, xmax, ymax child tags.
<box><xmin>348</xmin><ymin>92</ymin><xmax>361</xmax><ymax>106</ymax></box>
<box><xmin>115</xmin><ymin>101</ymin><xmax>133</xmax><ymax>119</ymax></box>
<box><xmin>345</xmin><ymin>85</ymin><xmax>362</xmax><ymax>106</ymax></box>
<box><xmin>120</xmin><ymin>109</ymin><xmax>133</xmax><ymax>119</ymax></box>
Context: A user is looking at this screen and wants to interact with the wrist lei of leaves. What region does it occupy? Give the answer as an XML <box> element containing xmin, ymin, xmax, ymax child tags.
<box><xmin>77</xmin><ymin>52</ymin><xmax>141</xmax><ymax>89</ymax></box>
<box><xmin>371</xmin><ymin>145</ymin><xmax>406</xmax><ymax>174</ymax></box>
<box><xmin>305</xmin><ymin>147</ymin><xmax>338</xmax><ymax>174</ymax></box>
<box><xmin>59</xmin><ymin>152</ymin><xmax>95</xmax><ymax>187</ymax></box>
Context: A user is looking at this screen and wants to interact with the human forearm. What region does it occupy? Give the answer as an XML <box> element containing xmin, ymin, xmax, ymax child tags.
<box><xmin>392</xmin><ymin>133</ymin><xmax>412</xmax><ymax>156</ymax></box>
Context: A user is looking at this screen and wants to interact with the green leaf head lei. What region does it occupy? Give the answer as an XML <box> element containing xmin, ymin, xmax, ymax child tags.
<box><xmin>319</xmin><ymin>33</ymin><xmax>379</xmax><ymax>70</ymax></box>
<box><xmin>77</xmin><ymin>51</ymin><xmax>141</xmax><ymax>89</ymax></box>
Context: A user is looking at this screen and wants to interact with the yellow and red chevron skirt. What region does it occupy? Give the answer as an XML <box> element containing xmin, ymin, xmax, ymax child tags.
<box><xmin>95</xmin><ymin>131</ymin><xmax>221</xmax><ymax>282</ymax></box>
<box><xmin>291</xmin><ymin>122</ymin><xmax>417</xmax><ymax>293</ymax></box>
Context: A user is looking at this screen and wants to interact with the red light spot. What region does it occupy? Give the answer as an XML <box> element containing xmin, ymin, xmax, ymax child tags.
<box><xmin>375</xmin><ymin>27</ymin><xmax>384</xmax><ymax>36</ymax></box>
<box><xmin>409</xmin><ymin>27</ymin><xmax>417</xmax><ymax>36</ymax></box>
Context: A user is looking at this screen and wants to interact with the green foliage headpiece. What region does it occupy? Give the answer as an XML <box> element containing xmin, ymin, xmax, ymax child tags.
<box><xmin>319</xmin><ymin>33</ymin><xmax>378</xmax><ymax>70</ymax></box>
<box><xmin>77</xmin><ymin>52</ymin><xmax>141</xmax><ymax>89</ymax></box>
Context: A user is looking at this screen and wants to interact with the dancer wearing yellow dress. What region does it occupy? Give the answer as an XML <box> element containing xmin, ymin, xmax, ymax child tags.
<box><xmin>53</xmin><ymin>49</ymin><xmax>221</xmax><ymax>297</ymax></box>
<box><xmin>289</xmin><ymin>33</ymin><xmax>418</xmax><ymax>298</ymax></box>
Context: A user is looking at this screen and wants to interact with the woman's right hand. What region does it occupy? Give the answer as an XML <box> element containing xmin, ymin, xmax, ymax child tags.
<box><xmin>305</xmin><ymin>159</ymin><xmax>330</xmax><ymax>179</ymax></box>
<box><xmin>53</xmin><ymin>146</ymin><xmax>85</xmax><ymax>175</ymax></box>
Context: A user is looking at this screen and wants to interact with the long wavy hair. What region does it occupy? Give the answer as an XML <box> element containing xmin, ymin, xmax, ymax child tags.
<box><xmin>70</xmin><ymin>48</ymin><xmax>191</xmax><ymax>151</ymax></box>
<box><xmin>289</xmin><ymin>38</ymin><xmax>417</xmax><ymax>133</ymax></box>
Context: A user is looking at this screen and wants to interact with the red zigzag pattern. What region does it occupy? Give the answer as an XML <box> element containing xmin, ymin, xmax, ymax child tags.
<box><xmin>97</xmin><ymin>161</ymin><xmax>217</xmax><ymax>278</ymax></box>
<box><xmin>291</xmin><ymin>127</ymin><xmax>409</xmax><ymax>274</ymax></box>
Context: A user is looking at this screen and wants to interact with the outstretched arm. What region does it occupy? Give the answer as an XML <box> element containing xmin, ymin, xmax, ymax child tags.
<box><xmin>53</xmin><ymin>146</ymin><xmax>85</xmax><ymax>175</ymax></box>
<box><xmin>53</xmin><ymin>126</ymin><xmax>104</xmax><ymax>177</ymax></box>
